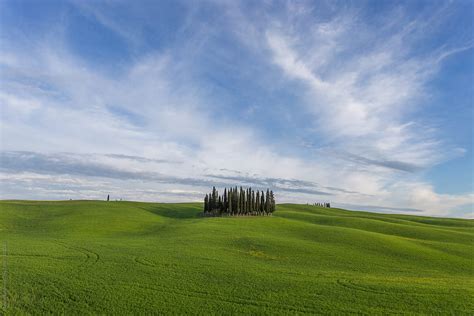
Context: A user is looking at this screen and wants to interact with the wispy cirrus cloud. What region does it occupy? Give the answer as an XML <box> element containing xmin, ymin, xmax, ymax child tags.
<box><xmin>263</xmin><ymin>5</ymin><xmax>470</xmax><ymax>169</ymax></box>
<box><xmin>0</xmin><ymin>0</ymin><xmax>472</xmax><ymax>217</ymax></box>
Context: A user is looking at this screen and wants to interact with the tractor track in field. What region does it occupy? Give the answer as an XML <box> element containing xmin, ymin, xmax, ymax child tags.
<box><xmin>131</xmin><ymin>256</ymin><xmax>320</xmax><ymax>313</ymax></box>
<box><xmin>123</xmin><ymin>282</ymin><xmax>318</xmax><ymax>314</ymax></box>
<box><xmin>133</xmin><ymin>256</ymin><xmax>179</xmax><ymax>269</ymax></box>
<box><xmin>336</xmin><ymin>279</ymin><xmax>435</xmax><ymax>297</ymax></box>
<box><xmin>133</xmin><ymin>256</ymin><xmax>156</xmax><ymax>267</ymax></box>
<box><xmin>53</xmin><ymin>242</ymin><xmax>100</xmax><ymax>269</ymax></box>
<box><xmin>8</xmin><ymin>253</ymin><xmax>77</xmax><ymax>261</ymax></box>
<box><xmin>336</xmin><ymin>279</ymin><xmax>387</xmax><ymax>295</ymax></box>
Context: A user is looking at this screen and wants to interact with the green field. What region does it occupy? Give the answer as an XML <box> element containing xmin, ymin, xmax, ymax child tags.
<box><xmin>0</xmin><ymin>200</ymin><xmax>473</xmax><ymax>314</ymax></box>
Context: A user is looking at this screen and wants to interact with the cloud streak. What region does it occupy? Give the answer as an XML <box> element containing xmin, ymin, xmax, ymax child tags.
<box><xmin>0</xmin><ymin>151</ymin><xmax>337</xmax><ymax>196</ymax></box>
<box><xmin>0</xmin><ymin>1</ymin><xmax>472</xmax><ymax>217</ymax></box>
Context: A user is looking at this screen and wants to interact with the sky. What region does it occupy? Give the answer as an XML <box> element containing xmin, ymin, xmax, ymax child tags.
<box><xmin>0</xmin><ymin>0</ymin><xmax>473</xmax><ymax>218</ymax></box>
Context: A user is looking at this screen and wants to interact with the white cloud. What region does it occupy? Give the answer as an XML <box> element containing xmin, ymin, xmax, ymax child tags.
<box><xmin>0</xmin><ymin>1</ymin><xmax>472</xmax><ymax>217</ymax></box>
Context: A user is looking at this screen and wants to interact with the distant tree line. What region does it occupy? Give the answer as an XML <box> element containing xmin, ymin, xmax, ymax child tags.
<box><xmin>203</xmin><ymin>186</ymin><xmax>275</xmax><ymax>216</ymax></box>
<box><xmin>313</xmin><ymin>202</ymin><xmax>330</xmax><ymax>208</ymax></box>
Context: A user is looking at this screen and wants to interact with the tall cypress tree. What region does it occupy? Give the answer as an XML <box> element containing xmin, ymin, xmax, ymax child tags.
<box><xmin>256</xmin><ymin>191</ymin><xmax>260</xmax><ymax>215</ymax></box>
<box><xmin>223</xmin><ymin>188</ymin><xmax>227</xmax><ymax>212</ymax></box>
<box><xmin>265</xmin><ymin>189</ymin><xmax>270</xmax><ymax>214</ymax></box>
<box><xmin>247</xmin><ymin>188</ymin><xmax>251</xmax><ymax>213</ymax></box>
<box><xmin>253</xmin><ymin>190</ymin><xmax>256</xmax><ymax>214</ymax></box>
<box><xmin>248</xmin><ymin>189</ymin><xmax>251</xmax><ymax>214</ymax></box>
<box><xmin>245</xmin><ymin>187</ymin><xmax>249</xmax><ymax>213</ymax></box>
<box><xmin>235</xmin><ymin>187</ymin><xmax>239</xmax><ymax>214</ymax></box>
<box><xmin>238</xmin><ymin>187</ymin><xmax>242</xmax><ymax>214</ymax></box>
<box><xmin>210</xmin><ymin>187</ymin><xmax>215</xmax><ymax>211</ymax></box>
<box><xmin>270</xmin><ymin>190</ymin><xmax>275</xmax><ymax>213</ymax></box>
<box><xmin>240</xmin><ymin>187</ymin><xmax>244</xmax><ymax>214</ymax></box>
<box><xmin>234</xmin><ymin>187</ymin><xmax>238</xmax><ymax>214</ymax></box>
<box><xmin>227</xmin><ymin>189</ymin><xmax>234</xmax><ymax>215</ymax></box>
<box><xmin>247</xmin><ymin>188</ymin><xmax>249</xmax><ymax>214</ymax></box>
<box><xmin>208</xmin><ymin>191</ymin><xmax>212</xmax><ymax>211</ymax></box>
<box><xmin>204</xmin><ymin>194</ymin><xmax>209</xmax><ymax>213</ymax></box>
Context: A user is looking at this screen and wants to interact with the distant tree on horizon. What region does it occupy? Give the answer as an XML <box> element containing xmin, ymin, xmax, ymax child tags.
<box><xmin>313</xmin><ymin>202</ymin><xmax>331</xmax><ymax>208</ymax></box>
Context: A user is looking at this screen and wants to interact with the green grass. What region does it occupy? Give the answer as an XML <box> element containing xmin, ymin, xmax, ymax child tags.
<box><xmin>0</xmin><ymin>201</ymin><xmax>473</xmax><ymax>314</ymax></box>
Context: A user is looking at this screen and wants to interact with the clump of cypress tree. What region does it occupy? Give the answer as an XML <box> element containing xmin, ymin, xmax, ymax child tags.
<box><xmin>202</xmin><ymin>186</ymin><xmax>276</xmax><ymax>216</ymax></box>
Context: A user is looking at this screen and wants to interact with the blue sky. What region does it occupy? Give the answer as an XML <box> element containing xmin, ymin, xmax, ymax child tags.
<box><xmin>0</xmin><ymin>0</ymin><xmax>472</xmax><ymax>217</ymax></box>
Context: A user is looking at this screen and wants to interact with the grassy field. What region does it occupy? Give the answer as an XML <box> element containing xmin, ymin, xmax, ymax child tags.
<box><xmin>0</xmin><ymin>200</ymin><xmax>473</xmax><ymax>314</ymax></box>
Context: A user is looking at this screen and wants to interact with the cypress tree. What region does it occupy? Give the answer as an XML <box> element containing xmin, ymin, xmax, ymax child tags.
<box><xmin>208</xmin><ymin>191</ymin><xmax>212</xmax><ymax>211</ymax></box>
<box><xmin>245</xmin><ymin>187</ymin><xmax>249</xmax><ymax>214</ymax></box>
<box><xmin>249</xmin><ymin>188</ymin><xmax>252</xmax><ymax>214</ymax></box>
<box><xmin>228</xmin><ymin>189</ymin><xmax>231</xmax><ymax>214</ymax></box>
<box><xmin>240</xmin><ymin>187</ymin><xmax>244</xmax><ymax>214</ymax></box>
<box><xmin>265</xmin><ymin>189</ymin><xmax>270</xmax><ymax>214</ymax></box>
<box><xmin>229</xmin><ymin>187</ymin><xmax>232</xmax><ymax>213</ymax></box>
<box><xmin>223</xmin><ymin>188</ymin><xmax>228</xmax><ymax>212</ymax></box>
<box><xmin>248</xmin><ymin>188</ymin><xmax>252</xmax><ymax>214</ymax></box>
<box><xmin>260</xmin><ymin>191</ymin><xmax>265</xmax><ymax>213</ymax></box>
<box><xmin>241</xmin><ymin>188</ymin><xmax>244</xmax><ymax>214</ymax></box>
<box><xmin>241</xmin><ymin>187</ymin><xmax>244</xmax><ymax>214</ymax></box>
<box><xmin>250</xmin><ymin>189</ymin><xmax>252</xmax><ymax>213</ymax></box>
<box><xmin>228</xmin><ymin>189</ymin><xmax>233</xmax><ymax>214</ymax></box>
<box><xmin>256</xmin><ymin>191</ymin><xmax>260</xmax><ymax>215</ymax></box>
<box><xmin>239</xmin><ymin>187</ymin><xmax>243</xmax><ymax>214</ymax></box>
<box><xmin>248</xmin><ymin>189</ymin><xmax>251</xmax><ymax>214</ymax></box>
<box><xmin>204</xmin><ymin>194</ymin><xmax>209</xmax><ymax>213</ymax></box>
<box><xmin>211</xmin><ymin>187</ymin><xmax>215</xmax><ymax>208</ymax></box>
<box><xmin>214</xmin><ymin>187</ymin><xmax>219</xmax><ymax>211</ymax></box>
<box><xmin>270</xmin><ymin>190</ymin><xmax>275</xmax><ymax>213</ymax></box>
<box><xmin>234</xmin><ymin>187</ymin><xmax>238</xmax><ymax>214</ymax></box>
<box><xmin>209</xmin><ymin>188</ymin><xmax>213</xmax><ymax>211</ymax></box>
<box><xmin>244</xmin><ymin>188</ymin><xmax>247</xmax><ymax>214</ymax></box>
<box><xmin>252</xmin><ymin>190</ymin><xmax>255</xmax><ymax>213</ymax></box>
<box><xmin>235</xmin><ymin>187</ymin><xmax>239</xmax><ymax>214</ymax></box>
<box><xmin>246</xmin><ymin>188</ymin><xmax>249</xmax><ymax>214</ymax></box>
<box><xmin>253</xmin><ymin>191</ymin><xmax>258</xmax><ymax>214</ymax></box>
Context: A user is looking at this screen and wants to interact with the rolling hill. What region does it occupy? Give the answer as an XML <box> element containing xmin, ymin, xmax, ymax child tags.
<box><xmin>0</xmin><ymin>200</ymin><xmax>472</xmax><ymax>314</ymax></box>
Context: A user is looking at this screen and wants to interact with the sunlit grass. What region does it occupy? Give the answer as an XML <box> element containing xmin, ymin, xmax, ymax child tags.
<box><xmin>0</xmin><ymin>201</ymin><xmax>472</xmax><ymax>314</ymax></box>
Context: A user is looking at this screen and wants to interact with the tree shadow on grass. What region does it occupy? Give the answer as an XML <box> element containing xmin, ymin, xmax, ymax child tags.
<box><xmin>138</xmin><ymin>204</ymin><xmax>202</xmax><ymax>219</ymax></box>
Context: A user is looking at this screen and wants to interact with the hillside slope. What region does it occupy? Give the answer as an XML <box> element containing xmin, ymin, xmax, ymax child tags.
<box><xmin>0</xmin><ymin>201</ymin><xmax>473</xmax><ymax>314</ymax></box>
